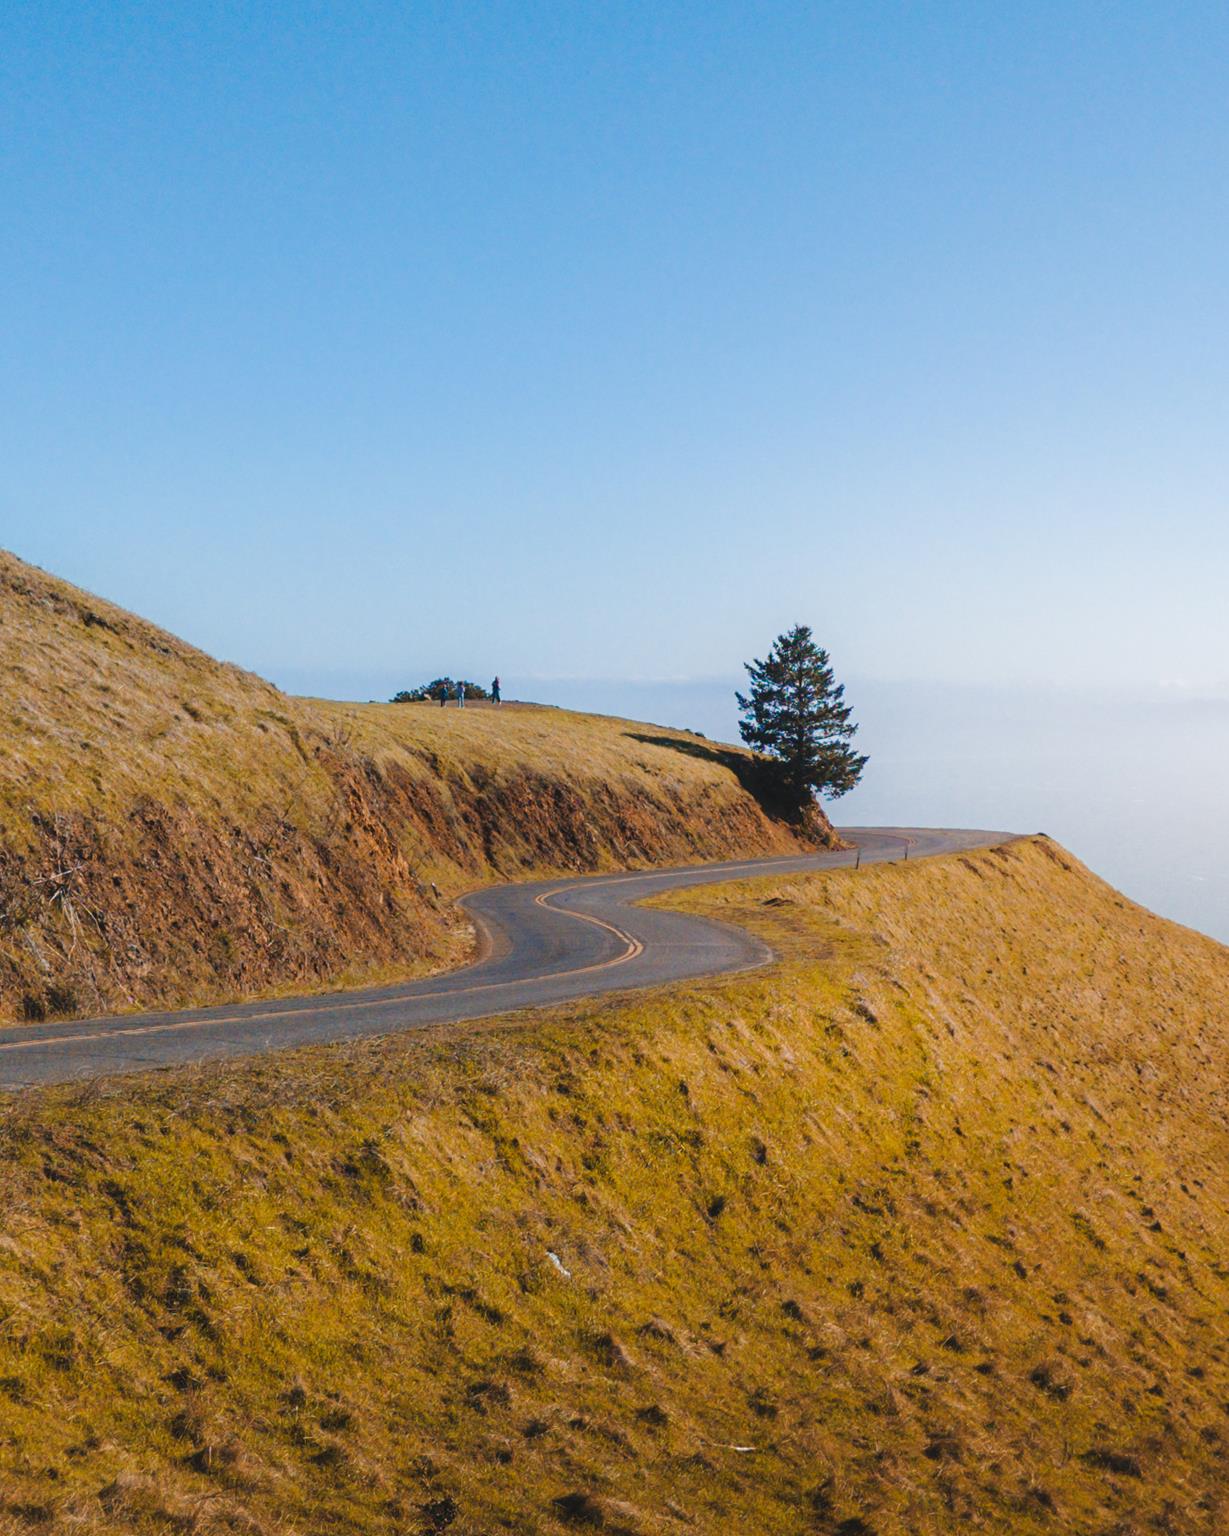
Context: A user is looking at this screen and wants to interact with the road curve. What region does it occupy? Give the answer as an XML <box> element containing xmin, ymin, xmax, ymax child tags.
<box><xmin>0</xmin><ymin>827</ymin><xmax>1013</xmax><ymax>1089</ymax></box>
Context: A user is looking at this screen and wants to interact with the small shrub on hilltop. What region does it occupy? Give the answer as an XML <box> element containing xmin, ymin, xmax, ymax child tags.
<box><xmin>392</xmin><ymin>678</ymin><xmax>491</xmax><ymax>702</ymax></box>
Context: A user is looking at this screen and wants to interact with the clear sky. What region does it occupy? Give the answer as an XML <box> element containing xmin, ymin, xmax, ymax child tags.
<box><xmin>3</xmin><ymin>2</ymin><xmax>1228</xmax><ymax>701</ymax></box>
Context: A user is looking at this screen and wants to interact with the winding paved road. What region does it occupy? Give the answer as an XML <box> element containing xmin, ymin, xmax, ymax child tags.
<box><xmin>0</xmin><ymin>827</ymin><xmax>1012</xmax><ymax>1089</ymax></box>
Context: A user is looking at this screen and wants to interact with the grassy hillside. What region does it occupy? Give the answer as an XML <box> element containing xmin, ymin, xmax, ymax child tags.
<box><xmin>0</xmin><ymin>550</ymin><xmax>825</xmax><ymax>1023</ymax></box>
<box><xmin>0</xmin><ymin>838</ymin><xmax>1226</xmax><ymax>1533</ymax></box>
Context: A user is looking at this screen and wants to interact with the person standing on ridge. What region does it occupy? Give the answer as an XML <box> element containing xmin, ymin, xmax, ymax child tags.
<box><xmin>437</xmin><ymin>682</ymin><xmax>447</xmax><ymax>708</ymax></box>
<box><xmin>491</xmin><ymin>676</ymin><xmax>501</xmax><ymax>705</ymax></box>
<box><xmin>457</xmin><ymin>680</ymin><xmax>466</xmax><ymax>709</ymax></box>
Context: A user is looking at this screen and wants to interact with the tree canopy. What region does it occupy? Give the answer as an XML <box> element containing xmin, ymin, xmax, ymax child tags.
<box><xmin>392</xmin><ymin>679</ymin><xmax>491</xmax><ymax>703</ymax></box>
<box><xmin>736</xmin><ymin>625</ymin><xmax>867</xmax><ymax>817</ymax></box>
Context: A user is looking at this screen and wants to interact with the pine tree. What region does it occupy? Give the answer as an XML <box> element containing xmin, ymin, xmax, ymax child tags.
<box><xmin>736</xmin><ymin>625</ymin><xmax>867</xmax><ymax>817</ymax></box>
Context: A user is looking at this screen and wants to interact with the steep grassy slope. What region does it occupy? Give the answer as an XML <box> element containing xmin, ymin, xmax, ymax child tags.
<box><xmin>0</xmin><ymin>839</ymin><xmax>1226</xmax><ymax>1534</ymax></box>
<box><xmin>0</xmin><ymin>550</ymin><xmax>823</xmax><ymax>1023</ymax></box>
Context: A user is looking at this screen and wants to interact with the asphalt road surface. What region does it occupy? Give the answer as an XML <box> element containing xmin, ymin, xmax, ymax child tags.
<box><xmin>0</xmin><ymin>826</ymin><xmax>1013</xmax><ymax>1089</ymax></box>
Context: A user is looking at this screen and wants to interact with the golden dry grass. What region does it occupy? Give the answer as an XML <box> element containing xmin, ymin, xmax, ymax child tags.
<box><xmin>0</xmin><ymin>550</ymin><xmax>817</xmax><ymax>1022</ymax></box>
<box><xmin>0</xmin><ymin>838</ymin><xmax>1226</xmax><ymax>1533</ymax></box>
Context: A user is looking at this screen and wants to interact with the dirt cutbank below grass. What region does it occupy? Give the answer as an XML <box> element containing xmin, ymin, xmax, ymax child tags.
<box><xmin>1</xmin><ymin>838</ymin><xmax>1227</xmax><ymax>1534</ymax></box>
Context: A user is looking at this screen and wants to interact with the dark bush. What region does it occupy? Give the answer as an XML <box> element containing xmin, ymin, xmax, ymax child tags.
<box><xmin>392</xmin><ymin>678</ymin><xmax>490</xmax><ymax>703</ymax></box>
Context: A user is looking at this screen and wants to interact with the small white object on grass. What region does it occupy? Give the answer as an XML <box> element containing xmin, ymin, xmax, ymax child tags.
<box><xmin>546</xmin><ymin>1251</ymin><xmax>571</xmax><ymax>1278</ymax></box>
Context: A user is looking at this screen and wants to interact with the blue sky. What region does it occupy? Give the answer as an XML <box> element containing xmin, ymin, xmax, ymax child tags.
<box><xmin>4</xmin><ymin>2</ymin><xmax>1228</xmax><ymax>702</ymax></box>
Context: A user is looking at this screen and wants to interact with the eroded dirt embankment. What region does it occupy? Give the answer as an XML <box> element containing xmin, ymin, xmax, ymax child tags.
<box><xmin>0</xmin><ymin>839</ymin><xmax>1226</xmax><ymax>1535</ymax></box>
<box><xmin>0</xmin><ymin>550</ymin><xmax>827</xmax><ymax>1021</ymax></box>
